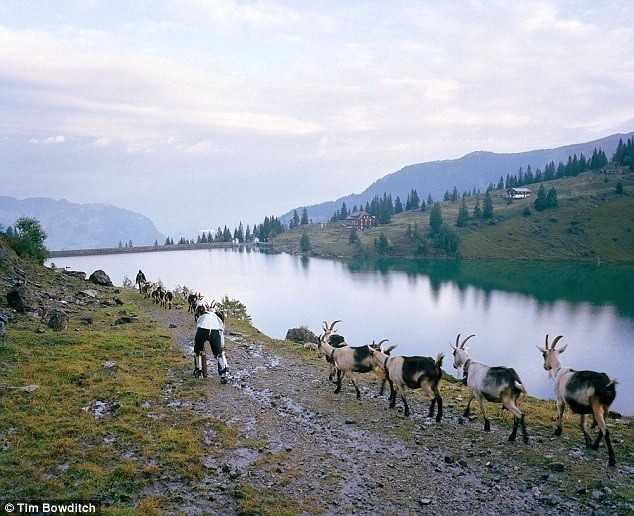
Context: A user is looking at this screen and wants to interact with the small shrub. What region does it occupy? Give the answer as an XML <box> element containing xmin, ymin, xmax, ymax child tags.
<box><xmin>219</xmin><ymin>295</ymin><xmax>252</xmax><ymax>323</ymax></box>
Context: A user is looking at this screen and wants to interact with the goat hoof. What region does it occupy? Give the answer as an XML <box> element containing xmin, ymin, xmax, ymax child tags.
<box><xmin>508</xmin><ymin>435</ymin><xmax>516</xmax><ymax>442</ymax></box>
<box><xmin>554</xmin><ymin>428</ymin><xmax>562</xmax><ymax>436</ymax></box>
<box><xmin>484</xmin><ymin>422</ymin><xmax>491</xmax><ymax>432</ymax></box>
<box><xmin>609</xmin><ymin>459</ymin><xmax>616</xmax><ymax>467</ymax></box>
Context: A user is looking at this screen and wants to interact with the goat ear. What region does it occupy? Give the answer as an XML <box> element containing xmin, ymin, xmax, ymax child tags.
<box><xmin>558</xmin><ymin>343</ymin><xmax>567</xmax><ymax>354</ymax></box>
<box><xmin>385</xmin><ymin>344</ymin><xmax>398</xmax><ymax>354</ymax></box>
<box><xmin>536</xmin><ymin>345</ymin><xmax>546</xmax><ymax>353</ymax></box>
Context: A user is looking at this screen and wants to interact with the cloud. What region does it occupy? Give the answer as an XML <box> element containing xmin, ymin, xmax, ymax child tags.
<box><xmin>30</xmin><ymin>135</ymin><xmax>66</xmax><ymax>144</ymax></box>
<box><xmin>90</xmin><ymin>137</ymin><xmax>111</xmax><ymax>148</ymax></box>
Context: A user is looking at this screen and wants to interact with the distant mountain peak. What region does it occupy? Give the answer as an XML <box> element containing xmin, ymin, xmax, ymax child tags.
<box><xmin>0</xmin><ymin>196</ymin><xmax>165</xmax><ymax>251</ymax></box>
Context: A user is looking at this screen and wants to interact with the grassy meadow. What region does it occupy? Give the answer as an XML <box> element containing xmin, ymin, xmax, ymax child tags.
<box><xmin>0</xmin><ymin>291</ymin><xmax>205</xmax><ymax>513</ymax></box>
<box><xmin>272</xmin><ymin>165</ymin><xmax>633</xmax><ymax>262</ymax></box>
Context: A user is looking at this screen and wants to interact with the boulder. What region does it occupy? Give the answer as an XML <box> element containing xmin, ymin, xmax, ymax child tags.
<box><xmin>285</xmin><ymin>326</ymin><xmax>319</xmax><ymax>344</ymax></box>
<box><xmin>63</xmin><ymin>270</ymin><xmax>87</xmax><ymax>280</ymax></box>
<box><xmin>89</xmin><ymin>270</ymin><xmax>113</xmax><ymax>286</ymax></box>
<box><xmin>6</xmin><ymin>287</ymin><xmax>34</xmax><ymax>312</ymax></box>
<box><xmin>48</xmin><ymin>310</ymin><xmax>69</xmax><ymax>331</ymax></box>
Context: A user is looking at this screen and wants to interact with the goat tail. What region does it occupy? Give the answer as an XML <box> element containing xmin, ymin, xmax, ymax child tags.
<box><xmin>516</xmin><ymin>381</ymin><xmax>527</xmax><ymax>394</ymax></box>
<box><xmin>434</xmin><ymin>352</ymin><xmax>445</xmax><ymax>368</ymax></box>
<box><xmin>599</xmin><ymin>378</ymin><xmax>617</xmax><ymax>406</ymax></box>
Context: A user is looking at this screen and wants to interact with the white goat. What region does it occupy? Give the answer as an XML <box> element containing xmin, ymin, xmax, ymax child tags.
<box><xmin>451</xmin><ymin>334</ymin><xmax>528</xmax><ymax>443</ymax></box>
<box><xmin>368</xmin><ymin>342</ymin><xmax>444</xmax><ymax>420</ymax></box>
<box><xmin>537</xmin><ymin>334</ymin><xmax>617</xmax><ymax>466</ymax></box>
<box><xmin>318</xmin><ymin>321</ymin><xmax>391</xmax><ymax>400</ymax></box>
<box><xmin>317</xmin><ymin>328</ymin><xmax>347</xmax><ymax>382</ymax></box>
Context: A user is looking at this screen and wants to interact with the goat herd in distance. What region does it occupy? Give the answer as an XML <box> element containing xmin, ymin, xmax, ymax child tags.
<box><xmin>137</xmin><ymin>282</ymin><xmax>618</xmax><ymax>467</ymax></box>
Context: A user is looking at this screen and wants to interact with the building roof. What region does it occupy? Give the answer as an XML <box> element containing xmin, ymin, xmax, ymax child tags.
<box><xmin>346</xmin><ymin>211</ymin><xmax>373</xmax><ymax>220</ymax></box>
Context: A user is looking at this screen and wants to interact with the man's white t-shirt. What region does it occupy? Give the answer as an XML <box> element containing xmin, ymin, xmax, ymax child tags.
<box><xmin>196</xmin><ymin>312</ymin><xmax>224</xmax><ymax>331</ymax></box>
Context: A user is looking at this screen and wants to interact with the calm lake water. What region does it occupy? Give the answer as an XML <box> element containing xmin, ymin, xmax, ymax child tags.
<box><xmin>47</xmin><ymin>248</ymin><xmax>634</xmax><ymax>415</ymax></box>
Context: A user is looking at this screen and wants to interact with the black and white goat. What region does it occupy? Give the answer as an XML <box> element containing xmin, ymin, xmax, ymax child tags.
<box><xmin>368</xmin><ymin>342</ymin><xmax>444</xmax><ymax>420</ymax></box>
<box><xmin>187</xmin><ymin>292</ymin><xmax>203</xmax><ymax>314</ymax></box>
<box><xmin>537</xmin><ymin>335</ymin><xmax>617</xmax><ymax>466</ymax></box>
<box><xmin>318</xmin><ymin>321</ymin><xmax>392</xmax><ymax>400</ymax></box>
<box><xmin>451</xmin><ymin>334</ymin><xmax>528</xmax><ymax>443</ymax></box>
<box><xmin>151</xmin><ymin>286</ymin><xmax>165</xmax><ymax>305</ymax></box>
<box><xmin>141</xmin><ymin>282</ymin><xmax>154</xmax><ymax>299</ymax></box>
<box><xmin>164</xmin><ymin>290</ymin><xmax>173</xmax><ymax>310</ymax></box>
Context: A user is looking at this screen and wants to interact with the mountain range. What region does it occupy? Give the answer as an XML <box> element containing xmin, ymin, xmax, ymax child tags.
<box><xmin>0</xmin><ymin>197</ymin><xmax>165</xmax><ymax>251</ymax></box>
<box><xmin>283</xmin><ymin>131</ymin><xmax>634</xmax><ymax>223</ymax></box>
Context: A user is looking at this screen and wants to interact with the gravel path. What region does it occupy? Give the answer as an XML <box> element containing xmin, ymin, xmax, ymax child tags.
<box><xmin>142</xmin><ymin>302</ymin><xmax>633</xmax><ymax>515</ymax></box>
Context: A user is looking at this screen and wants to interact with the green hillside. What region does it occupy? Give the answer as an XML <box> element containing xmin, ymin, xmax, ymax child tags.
<box><xmin>272</xmin><ymin>166</ymin><xmax>634</xmax><ymax>263</ymax></box>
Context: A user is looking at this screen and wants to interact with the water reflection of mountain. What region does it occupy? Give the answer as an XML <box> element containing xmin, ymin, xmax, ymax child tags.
<box><xmin>343</xmin><ymin>259</ymin><xmax>634</xmax><ymax>318</ymax></box>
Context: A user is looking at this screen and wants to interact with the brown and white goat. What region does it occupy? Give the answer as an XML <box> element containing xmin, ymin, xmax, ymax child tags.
<box><xmin>537</xmin><ymin>335</ymin><xmax>617</xmax><ymax>466</ymax></box>
<box><xmin>368</xmin><ymin>342</ymin><xmax>444</xmax><ymax>420</ymax></box>
<box><xmin>451</xmin><ymin>334</ymin><xmax>528</xmax><ymax>443</ymax></box>
<box><xmin>318</xmin><ymin>321</ymin><xmax>392</xmax><ymax>400</ymax></box>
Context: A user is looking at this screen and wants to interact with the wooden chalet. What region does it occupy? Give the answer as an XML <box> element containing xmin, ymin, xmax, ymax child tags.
<box><xmin>345</xmin><ymin>211</ymin><xmax>376</xmax><ymax>231</ymax></box>
<box><xmin>506</xmin><ymin>187</ymin><xmax>532</xmax><ymax>199</ymax></box>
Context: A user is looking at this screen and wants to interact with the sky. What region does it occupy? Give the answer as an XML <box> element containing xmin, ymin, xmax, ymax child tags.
<box><xmin>1</xmin><ymin>0</ymin><xmax>633</xmax><ymax>237</ymax></box>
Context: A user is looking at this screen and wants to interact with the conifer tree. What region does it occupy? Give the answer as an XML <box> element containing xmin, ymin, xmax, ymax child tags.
<box><xmin>456</xmin><ymin>195</ymin><xmax>470</xmax><ymax>227</ymax></box>
<box><xmin>482</xmin><ymin>191</ymin><xmax>494</xmax><ymax>219</ymax></box>
<box><xmin>300</xmin><ymin>231</ymin><xmax>311</xmax><ymax>253</ymax></box>
<box><xmin>394</xmin><ymin>196</ymin><xmax>403</xmax><ymax>214</ymax></box>
<box><xmin>429</xmin><ymin>203</ymin><xmax>443</xmax><ymax>235</ymax></box>
<box><xmin>473</xmin><ymin>195</ymin><xmax>482</xmax><ymax>219</ymax></box>
<box><xmin>534</xmin><ymin>184</ymin><xmax>548</xmax><ymax>211</ymax></box>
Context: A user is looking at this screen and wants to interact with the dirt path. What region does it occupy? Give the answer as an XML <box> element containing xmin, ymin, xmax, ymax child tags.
<box><xmin>141</xmin><ymin>301</ymin><xmax>633</xmax><ymax>515</ymax></box>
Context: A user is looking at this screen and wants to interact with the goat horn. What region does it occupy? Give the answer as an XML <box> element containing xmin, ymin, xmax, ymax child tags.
<box><xmin>551</xmin><ymin>335</ymin><xmax>564</xmax><ymax>348</ymax></box>
<box><xmin>329</xmin><ymin>320</ymin><xmax>342</xmax><ymax>331</ymax></box>
<box><xmin>460</xmin><ymin>334</ymin><xmax>475</xmax><ymax>348</ymax></box>
<box><xmin>545</xmin><ymin>334</ymin><xmax>550</xmax><ymax>349</ymax></box>
<box><xmin>376</xmin><ymin>338</ymin><xmax>389</xmax><ymax>348</ymax></box>
<box><xmin>455</xmin><ymin>334</ymin><xmax>461</xmax><ymax>347</ymax></box>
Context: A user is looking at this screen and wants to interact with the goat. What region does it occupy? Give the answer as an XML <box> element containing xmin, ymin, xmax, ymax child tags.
<box><xmin>164</xmin><ymin>290</ymin><xmax>173</xmax><ymax>309</ymax></box>
<box><xmin>151</xmin><ymin>286</ymin><xmax>164</xmax><ymax>304</ymax></box>
<box><xmin>368</xmin><ymin>342</ymin><xmax>444</xmax><ymax>420</ymax></box>
<box><xmin>537</xmin><ymin>334</ymin><xmax>617</xmax><ymax>466</ymax></box>
<box><xmin>451</xmin><ymin>334</ymin><xmax>528</xmax><ymax>443</ymax></box>
<box><xmin>141</xmin><ymin>282</ymin><xmax>154</xmax><ymax>299</ymax></box>
<box><xmin>188</xmin><ymin>292</ymin><xmax>203</xmax><ymax>314</ymax></box>
<box><xmin>317</xmin><ymin>331</ymin><xmax>347</xmax><ymax>382</ymax></box>
<box><xmin>318</xmin><ymin>321</ymin><xmax>392</xmax><ymax>400</ymax></box>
